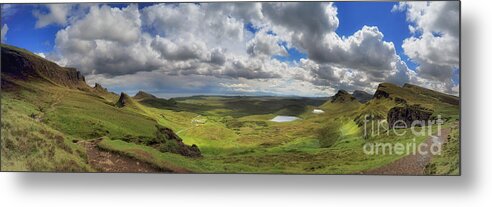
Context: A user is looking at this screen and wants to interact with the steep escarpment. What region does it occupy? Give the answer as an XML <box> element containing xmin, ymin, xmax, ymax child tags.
<box><xmin>373</xmin><ymin>83</ymin><xmax>398</xmax><ymax>99</ymax></box>
<box><xmin>403</xmin><ymin>83</ymin><xmax>459</xmax><ymax>105</ymax></box>
<box><xmin>354</xmin><ymin>82</ymin><xmax>454</xmax><ymax>127</ymax></box>
<box><xmin>1</xmin><ymin>44</ymin><xmax>88</xmax><ymax>89</ymax></box>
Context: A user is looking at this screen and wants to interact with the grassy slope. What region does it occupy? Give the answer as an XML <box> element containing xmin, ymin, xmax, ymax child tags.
<box><xmin>1</xmin><ymin>45</ymin><xmax>460</xmax><ymax>174</ymax></box>
<box><xmin>2</xmin><ymin>76</ymin><xmax>460</xmax><ymax>173</ymax></box>
<box><xmin>1</xmin><ymin>77</ymin><xmax>157</xmax><ymax>171</ymax></box>
<box><xmin>425</xmin><ymin>124</ymin><xmax>460</xmax><ymax>175</ymax></box>
<box><xmin>1</xmin><ymin>92</ymin><xmax>92</xmax><ymax>171</ymax></box>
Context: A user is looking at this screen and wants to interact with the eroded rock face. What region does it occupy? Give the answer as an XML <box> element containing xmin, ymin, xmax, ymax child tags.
<box><xmin>374</xmin><ymin>89</ymin><xmax>390</xmax><ymax>99</ymax></box>
<box><xmin>387</xmin><ymin>105</ymin><xmax>433</xmax><ymax>129</ymax></box>
<box><xmin>1</xmin><ymin>45</ymin><xmax>87</xmax><ymax>88</ymax></box>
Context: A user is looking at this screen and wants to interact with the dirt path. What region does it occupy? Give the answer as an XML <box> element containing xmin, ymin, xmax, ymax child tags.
<box><xmin>79</xmin><ymin>140</ymin><xmax>162</xmax><ymax>173</ymax></box>
<box><xmin>33</xmin><ymin>91</ymin><xmax>66</xmax><ymax>122</ymax></box>
<box><xmin>362</xmin><ymin>128</ymin><xmax>451</xmax><ymax>175</ymax></box>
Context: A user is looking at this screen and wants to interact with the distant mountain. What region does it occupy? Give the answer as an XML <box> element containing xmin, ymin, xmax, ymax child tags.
<box><xmin>352</xmin><ymin>90</ymin><xmax>372</xmax><ymax>103</ymax></box>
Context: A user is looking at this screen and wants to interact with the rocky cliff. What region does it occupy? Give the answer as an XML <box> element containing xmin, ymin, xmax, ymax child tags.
<box><xmin>387</xmin><ymin>105</ymin><xmax>434</xmax><ymax>129</ymax></box>
<box><xmin>1</xmin><ymin>44</ymin><xmax>88</xmax><ymax>89</ymax></box>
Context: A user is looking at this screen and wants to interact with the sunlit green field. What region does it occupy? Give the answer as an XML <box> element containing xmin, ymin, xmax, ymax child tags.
<box><xmin>1</xmin><ymin>76</ymin><xmax>460</xmax><ymax>174</ymax></box>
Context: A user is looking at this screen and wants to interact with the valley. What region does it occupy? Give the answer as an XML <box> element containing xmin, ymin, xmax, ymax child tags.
<box><xmin>0</xmin><ymin>44</ymin><xmax>460</xmax><ymax>174</ymax></box>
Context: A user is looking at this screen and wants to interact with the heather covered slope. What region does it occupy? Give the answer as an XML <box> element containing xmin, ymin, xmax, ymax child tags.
<box><xmin>1</xmin><ymin>44</ymin><xmax>460</xmax><ymax>174</ymax></box>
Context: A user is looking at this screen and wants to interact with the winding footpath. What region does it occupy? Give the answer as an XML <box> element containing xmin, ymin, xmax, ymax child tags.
<box><xmin>79</xmin><ymin>140</ymin><xmax>162</xmax><ymax>173</ymax></box>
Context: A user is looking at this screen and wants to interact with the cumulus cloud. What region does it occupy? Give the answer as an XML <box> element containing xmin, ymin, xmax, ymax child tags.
<box><xmin>49</xmin><ymin>3</ymin><xmax>286</xmax><ymax>80</ymax></box>
<box><xmin>1</xmin><ymin>24</ymin><xmax>8</xmax><ymax>42</ymax></box>
<box><xmin>260</xmin><ymin>3</ymin><xmax>412</xmax><ymax>92</ymax></box>
<box><xmin>246</xmin><ymin>29</ymin><xmax>287</xmax><ymax>57</ymax></box>
<box><xmin>53</xmin><ymin>4</ymin><xmax>163</xmax><ymax>76</ymax></box>
<box><xmin>34</xmin><ymin>2</ymin><xmax>457</xmax><ymax>96</ymax></box>
<box><xmin>151</xmin><ymin>35</ymin><xmax>209</xmax><ymax>61</ymax></box>
<box><xmin>394</xmin><ymin>1</ymin><xmax>459</xmax><ymax>94</ymax></box>
<box><xmin>33</xmin><ymin>4</ymin><xmax>73</xmax><ymax>28</ymax></box>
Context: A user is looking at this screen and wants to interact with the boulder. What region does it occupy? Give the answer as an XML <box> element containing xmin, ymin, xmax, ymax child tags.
<box><xmin>115</xmin><ymin>92</ymin><xmax>134</xmax><ymax>108</ymax></box>
<box><xmin>387</xmin><ymin>105</ymin><xmax>433</xmax><ymax>129</ymax></box>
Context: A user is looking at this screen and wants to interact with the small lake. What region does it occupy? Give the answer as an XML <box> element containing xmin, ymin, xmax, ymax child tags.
<box><xmin>270</xmin><ymin>116</ymin><xmax>300</xmax><ymax>122</ymax></box>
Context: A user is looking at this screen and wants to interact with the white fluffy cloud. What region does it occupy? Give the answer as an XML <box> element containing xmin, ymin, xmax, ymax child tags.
<box><xmin>53</xmin><ymin>4</ymin><xmax>163</xmax><ymax>75</ymax></box>
<box><xmin>50</xmin><ymin>3</ymin><xmax>286</xmax><ymax>80</ymax></box>
<box><xmin>35</xmin><ymin>2</ymin><xmax>458</xmax><ymax>96</ymax></box>
<box><xmin>1</xmin><ymin>24</ymin><xmax>8</xmax><ymax>42</ymax></box>
<box><xmin>394</xmin><ymin>1</ymin><xmax>459</xmax><ymax>94</ymax></box>
<box><xmin>246</xmin><ymin>29</ymin><xmax>287</xmax><ymax>57</ymax></box>
<box><xmin>33</xmin><ymin>4</ymin><xmax>73</xmax><ymax>28</ymax></box>
<box><xmin>260</xmin><ymin>3</ymin><xmax>413</xmax><ymax>92</ymax></box>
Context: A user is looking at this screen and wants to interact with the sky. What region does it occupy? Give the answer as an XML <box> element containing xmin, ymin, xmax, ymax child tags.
<box><xmin>0</xmin><ymin>2</ymin><xmax>460</xmax><ymax>97</ymax></box>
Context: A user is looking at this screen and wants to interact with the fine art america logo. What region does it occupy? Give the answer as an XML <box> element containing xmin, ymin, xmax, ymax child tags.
<box><xmin>362</xmin><ymin>115</ymin><xmax>444</xmax><ymax>156</ymax></box>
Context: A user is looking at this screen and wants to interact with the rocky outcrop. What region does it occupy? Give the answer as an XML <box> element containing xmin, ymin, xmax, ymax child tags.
<box><xmin>331</xmin><ymin>90</ymin><xmax>357</xmax><ymax>103</ymax></box>
<box><xmin>373</xmin><ymin>83</ymin><xmax>392</xmax><ymax>99</ymax></box>
<box><xmin>1</xmin><ymin>44</ymin><xmax>88</xmax><ymax>89</ymax></box>
<box><xmin>352</xmin><ymin>90</ymin><xmax>372</xmax><ymax>103</ymax></box>
<box><xmin>154</xmin><ymin>125</ymin><xmax>201</xmax><ymax>157</ymax></box>
<box><xmin>387</xmin><ymin>105</ymin><xmax>434</xmax><ymax>129</ymax></box>
<box><xmin>115</xmin><ymin>93</ymin><xmax>134</xmax><ymax>108</ymax></box>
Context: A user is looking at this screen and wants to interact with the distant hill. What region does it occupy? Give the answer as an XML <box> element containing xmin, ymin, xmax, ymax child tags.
<box><xmin>132</xmin><ymin>91</ymin><xmax>177</xmax><ymax>109</ymax></box>
<box><xmin>133</xmin><ymin>91</ymin><xmax>158</xmax><ymax>100</ymax></box>
<box><xmin>352</xmin><ymin>90</ymin><xmax>372</xmax><ymax>103</ymax></box>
